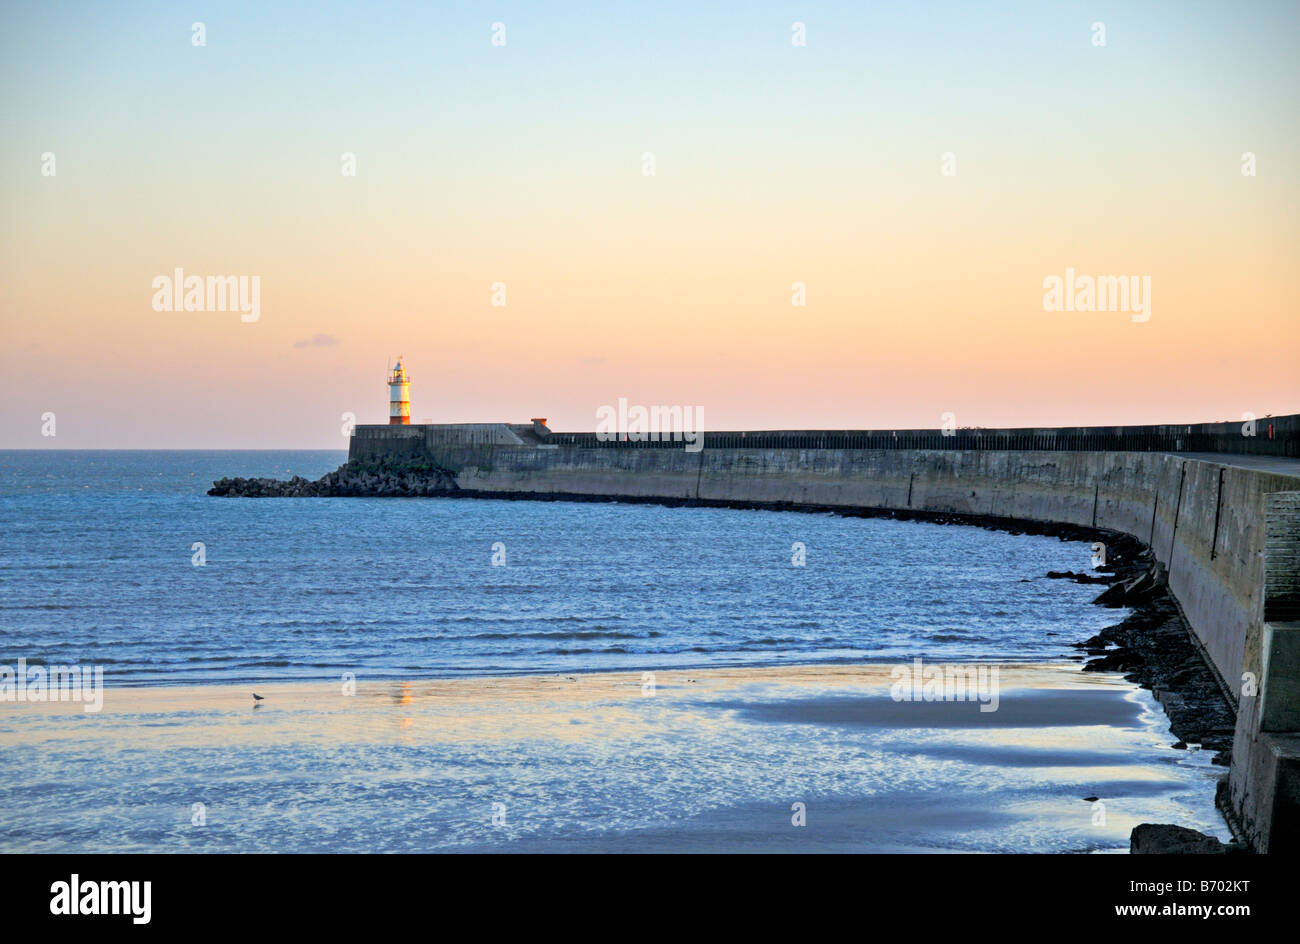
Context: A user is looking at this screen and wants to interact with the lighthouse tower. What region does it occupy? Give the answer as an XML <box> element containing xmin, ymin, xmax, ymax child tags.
<box><xmin>388</xmin><ymin>359</ymin><xmax>411</xmax><ymax>425</ymax></box>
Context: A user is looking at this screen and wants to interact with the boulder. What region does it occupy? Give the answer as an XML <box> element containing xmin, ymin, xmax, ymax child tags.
<box><xmin>1130</xmin><ymin>824</ymin><xmax>1231</xmax><ymax>854</ymax></box>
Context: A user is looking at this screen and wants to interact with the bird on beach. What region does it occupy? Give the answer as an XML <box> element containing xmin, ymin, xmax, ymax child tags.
<box><xmin>252</xmin><ymin>693</ymin><xmax>264</xmax><ymax>701</ymax></box>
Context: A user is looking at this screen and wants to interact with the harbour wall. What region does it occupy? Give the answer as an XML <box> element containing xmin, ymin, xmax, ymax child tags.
<box><xmin>348</xmin><ymin>425</ymin><xmax>1300</xmax><ymax>851</ymax></box>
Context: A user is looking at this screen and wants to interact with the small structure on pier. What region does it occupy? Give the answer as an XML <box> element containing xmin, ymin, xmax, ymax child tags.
<box><xmin>388</xmin><ymin>359</ymin><xmax>410</xmax><ymax>425</ymax></box>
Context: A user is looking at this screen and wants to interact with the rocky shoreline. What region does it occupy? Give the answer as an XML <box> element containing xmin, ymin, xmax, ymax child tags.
<box><xmin>208</xmin><ymin>459</ymin><xmax>458</xmax><ymax>497</ymax></box>
<box><xmin>1063</xmin><ymin>534</ymin><xmax>1237</xmax><ymax>763</ymax></box>
<box><xmin>1054</xmin><ymin>532</ymin><xmax>1241</xmax><ymax>852</ymax></box>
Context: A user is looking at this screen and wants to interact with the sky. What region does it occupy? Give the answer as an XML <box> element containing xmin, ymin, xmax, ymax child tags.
<box><xmin>1</xmin><ymin>0</ymin><xmax>1297</xmax><ymax>447</ymax></box>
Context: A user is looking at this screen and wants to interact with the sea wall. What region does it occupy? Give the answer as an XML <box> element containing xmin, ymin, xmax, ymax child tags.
<box><xmin>345</xmin><ymin>429</ymin><xmax>1300</xmax><ymax>851</ymax></box>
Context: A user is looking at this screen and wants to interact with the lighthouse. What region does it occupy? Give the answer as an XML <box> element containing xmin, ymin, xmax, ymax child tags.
<box><xmin>388</xmin><ymin>359</ymin><xmax>411</xmax><ymax>425</ymax></box>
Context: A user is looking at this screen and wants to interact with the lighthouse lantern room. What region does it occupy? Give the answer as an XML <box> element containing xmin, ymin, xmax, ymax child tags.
<box><xmin>388</xmin><ymin>359</ymin><xmax>411</xmax><ymax>425</ymax></box>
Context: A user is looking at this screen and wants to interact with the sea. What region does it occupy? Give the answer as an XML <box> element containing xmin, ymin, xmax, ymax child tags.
<box><xmin>0</xmin><ymin>450</ymin><xmax>1123</xmax><ymax>683</ymax></box>
<box><xmin>0</xmin><ymin>451</ymin><xmax>1231</xmax><ymax>852</ymax></box>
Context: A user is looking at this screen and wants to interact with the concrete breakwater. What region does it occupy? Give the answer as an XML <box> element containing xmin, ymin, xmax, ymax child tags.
<box><xmin>212</xmin><ymin>417</ymin><xmax>1300</xmax><ymax>852</ymax></box>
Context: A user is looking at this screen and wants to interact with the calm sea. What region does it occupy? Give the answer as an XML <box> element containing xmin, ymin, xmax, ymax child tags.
<box><xmin>0</xmin><ymin>451</ymin><xmax>1231</xmax><ymax>852</ymax></box>
<box><xmin>0</xmin><ymin>450</ymin><xmax>1120</xmax><ymax>685</ymax></box>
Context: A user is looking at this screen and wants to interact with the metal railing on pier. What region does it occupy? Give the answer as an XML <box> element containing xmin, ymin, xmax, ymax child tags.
<box><xmin>541</xmin><ymin>414</ymin><xmax>1298</xmax><ymax>457</ymax></box>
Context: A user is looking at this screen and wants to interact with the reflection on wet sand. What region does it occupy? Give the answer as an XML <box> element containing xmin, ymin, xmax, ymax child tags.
<box><xmin>0</xmin><ymin>664</ymin><xmax>1229</xmax><ymax>853</ymax></box>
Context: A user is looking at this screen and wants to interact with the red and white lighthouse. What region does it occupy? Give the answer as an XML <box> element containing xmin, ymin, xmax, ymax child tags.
<box><xmin>388</xmin><ymin>359</ymin><xmax>411</xmax><ymax>425</ymax></box>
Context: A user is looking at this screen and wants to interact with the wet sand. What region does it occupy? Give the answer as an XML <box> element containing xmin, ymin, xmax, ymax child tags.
<box><xmin>0</xmin><ymin>664</ymin><xmax>1230</xmax><ymax>853</ymax></box>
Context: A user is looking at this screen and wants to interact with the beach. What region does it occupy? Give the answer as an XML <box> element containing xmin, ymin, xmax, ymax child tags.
<box><xmin>0</xmin><ymin>663</ymin><xmax>1230</xmax><ymax>853</ymax></box>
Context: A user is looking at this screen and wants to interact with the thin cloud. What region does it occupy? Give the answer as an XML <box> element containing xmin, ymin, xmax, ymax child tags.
<box><xmin>293</xmin><ymin>333</ymin><xmax>340</xmax><ymax>349</ymax></box>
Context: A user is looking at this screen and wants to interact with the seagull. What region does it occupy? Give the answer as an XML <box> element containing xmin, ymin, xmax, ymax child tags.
<box><xmin>252</xmin><ymin>693</ymin><xmax>264</xmax><ymax>701</ymax></box>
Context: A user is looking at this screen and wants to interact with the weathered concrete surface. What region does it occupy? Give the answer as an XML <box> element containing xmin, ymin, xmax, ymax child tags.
<box><xmin>350</xmin><ymin>422</ymin><xmax>547</xmax><ymax>455</ymax></box>
<box><xmin>1229</xmin><ymin>725</ymin><xmax>1300</xmax><ymax>854</ymax></box>
<box><xmin>346</xmin><ymin>433</ymin><xmax>1300</xmax><ymax>851</ymax></box>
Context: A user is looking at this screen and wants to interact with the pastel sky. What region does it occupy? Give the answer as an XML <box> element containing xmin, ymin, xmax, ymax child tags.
<box><xmin>2</xmin><ymin>1</ymin><xmax>1297</xmax><ymax>448</ymax></box>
